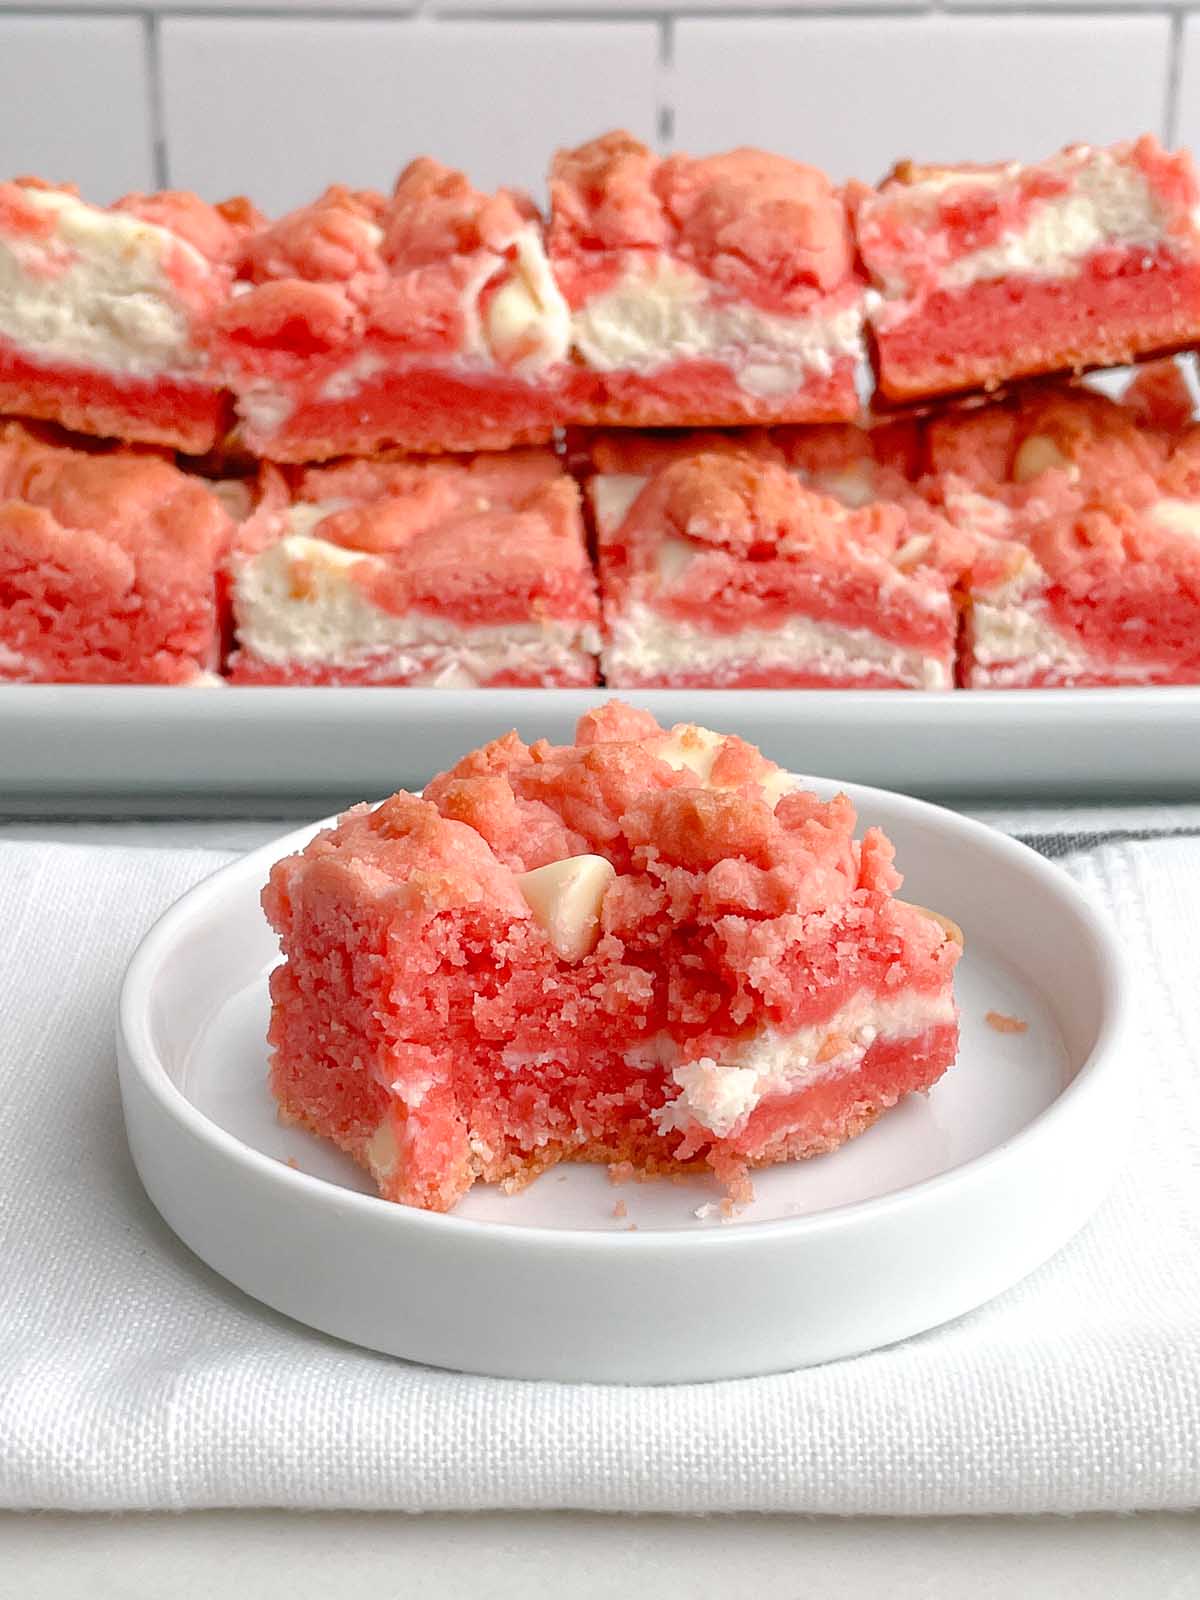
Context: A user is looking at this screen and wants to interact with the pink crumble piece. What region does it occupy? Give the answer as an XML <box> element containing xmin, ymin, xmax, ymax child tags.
<box><xmin>548</xmin><ymin>132</ymin><xmax>871</xmax><ymax>428</ymax></box>
<box><xmin>585</xmin><ymin>431</ymin><xmax>959</xmax><ymax>689</ymax></box>
<box><xmin>227</xmin><ymin>448</ymin><xmax>599</xmax><ymax>687</ymax></box>
<box><xmin>212</xmin><ymin>161</ymin><xmax>570</xmax><ymax>461</ymax></box>
<box><xmin>0</xmin><ymin>421</ymin><xmax>232</xmax><ymax>683</ymax></box>
<box><xmin>0</xmin><ymin>177</ymin><xmax>260</xmax><ymax>452</ymax></box>
<box><xmin>262</xmin><ymin>702</ymin><xmax>962</xmax><ymax>1213</ymax></box>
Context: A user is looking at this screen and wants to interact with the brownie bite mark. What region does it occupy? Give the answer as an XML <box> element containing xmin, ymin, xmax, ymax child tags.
<box><xmin>857</xmin><ymin>137</ymin><xmax>1200</xmax><ymax>404</ymax></box>
<box><xmin>227</xmin><ymin>448</ymin><xmax>600</xmax><ymax>687</ymax></box>
<box><xmin>588</xmin><ymin>437</ymin><xmax>959</xmax><ymax>689</ymax></box>
<box><xmin>262</xmin><ymin>702</ymin><xmax>962</xmax><ymax>1212</ymax></box>
<box><xmin>0</xmin><ymin>179</ymin><xmax>257</xmax><ymax>453</ymax></box>
<box><xmin>214</xmin><ymin>161</ymin><xmax>570</xmax><ymax>461</ymax></box>
<box><xmin>0</xmin><ymin>421</ymin><xmax>232</xmax><ymax>683</ymax></box>
<box><xmin>549</xmin><ymin>132</ymin><xmax>872</xmax><ymax>427</ymax></box>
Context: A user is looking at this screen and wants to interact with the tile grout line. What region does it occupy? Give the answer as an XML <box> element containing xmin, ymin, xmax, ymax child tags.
<box><xmin>143</xmin><ymin>12</ymin><xmax>169</xmax><ymax>190</ymax></box>
<box><xmin>658</xmin><ymin>14</ymin><xmax>674</xmax><ymax>150</ymax></box>
<box><xmin>1167</xmin><ymin>8</ymin><xmax>1185</xmax><ymax>146</ymax></box>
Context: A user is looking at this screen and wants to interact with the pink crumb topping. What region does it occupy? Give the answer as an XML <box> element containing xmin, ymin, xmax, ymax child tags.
<box><xmin>548</xmin><ymin>131</ymin><xmax>859</xmax><ymax>316</ymax></box>
<box><xmin>115</xmin><ymin>188</ymin><xmax>264</xmax><ymax>268</ymax></box>
<box><xmin>1121</xmin><ymin>358</ymin><xmax>1196</xmax><ymax>434</ymax></box>
<box><xmin>219</xmin><ymin>160</ymin><xmax>540</xmax><ymax>368</ymax></box>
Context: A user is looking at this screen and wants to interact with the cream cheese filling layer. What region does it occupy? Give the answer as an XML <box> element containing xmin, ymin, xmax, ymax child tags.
<box><xmin>605</xmin><ymin>600</ymin><xmax>952</xmax><ymax>689</ymax></box>
<box><xmin>641</xmin><ymin>989</ymin><xmax>958</xmax><ymax>1139</ymax></box>
<box><xmin>0</xmin><ymin>187</ymin><xmax>212</xmax><ymax>379</ymax></box>
<box><xmin>233</xmin><ymin>522</ymin><xmax>599</xmax><ymax>677</ymax></box>
<box><xmin>572</xmin><ymin>256</ymin><xmax>868</xmax><ymax>393</ymax></box>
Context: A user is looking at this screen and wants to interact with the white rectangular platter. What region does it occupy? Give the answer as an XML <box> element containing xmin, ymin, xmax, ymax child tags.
<box><xmin>3</xmin><ymin>684</ymin><xmax>1199</xmax><ymax>806</ymax></box>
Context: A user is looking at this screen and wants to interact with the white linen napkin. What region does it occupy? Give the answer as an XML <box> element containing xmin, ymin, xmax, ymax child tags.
<box><xmin>1</xmin><ymin>834</ymin><xmax>1198</xmax><ymax>1515</ymax></box>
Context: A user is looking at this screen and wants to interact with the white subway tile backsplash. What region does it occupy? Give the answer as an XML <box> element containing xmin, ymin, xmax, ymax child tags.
<box><xmin>0</xmin><ymin>6</ymin><xmax>1193</xmax><ymax>225</ymax></box>
<box><xmin>0</xmin><ymin>16</ymin><xmax>153</xmax><ymax>202</ymax></box>
<box><xmin>673</xmin><ymin>15</ymin><xmax>1172</xmax><ymax>184</ymax></box>
<box><xmin>160</xmin><ymin>17</ymin><xmax>659</xmax><ymax>214</ymax></box>
<box><xmin>1176</xmin><ymin>18</ymin><xmax>1200</xmax><ymax>160</ymax></box>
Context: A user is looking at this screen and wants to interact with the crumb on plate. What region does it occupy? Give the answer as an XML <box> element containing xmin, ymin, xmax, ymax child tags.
<box><xmin>986</xmin><ymin>1010</ymin><xmax>1029</xmax><ymax>1034</ymax></box>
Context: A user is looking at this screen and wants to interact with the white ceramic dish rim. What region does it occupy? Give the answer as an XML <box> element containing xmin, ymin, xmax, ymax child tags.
<box><xmin>117</xmin><ymin>777</ymin><xmax>1131</xmax><ymax>1252</ymax></box>
<box><xmin>8</xmin><ymin>683</ymin><xmax>1200</xmax><ymax>803</ymax></box>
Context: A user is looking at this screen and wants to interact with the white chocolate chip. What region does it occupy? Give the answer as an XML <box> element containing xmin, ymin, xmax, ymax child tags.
<box><xmin>894</xmin><ymin>533</ymin><xmax>933</xmax><ymax>571</ymax></box>
<box><xmin>656</xmin><ymin>723</ymin><xmax>723</xmax><ymax>783</ymax></box>
<box><xmin>813</xmin><ymin>464</ymin><xmax>876</xmax><ymax>508</ymax></box>
<box><xmin>657</xmin><ymin>723</ymin><xmax>795</xmax><ymax>809</ymax></box>
<box><xmin>485</xmin><ymin>274</ymin><xmax>544</xmax><ymax>364</ymax></box>
<box><xmin>1152</xmin><ymin>497</ymin><xmax>1200</xmax><ymax>540</ymax></box>
<box><xmin>656</xmin><ymin>533</ymin><xmax>699</xmax><ymax>585</ymax></box>
<box><xmin>365</xmin><ymin>1117</ymin><xmax>399</xmax><ymax>1183</ymax></box>
<box><xmin>208</xmin><ymin>479</ymin><xmax>254</xmax><ymax>523</ymax></box>
<box><xmin>1012</xmin><ymin>433</ymin><xmax>1070</xmax><ymax>484</ymax></box>
<box><xmin>590</xmin><ymin>473</ymin><xmax>648</xmax><ymax>534</ymax></box>
<box><xmin>898</xmin><ymin>899</ymin><xmax>965</xmax><ymax>948</ymax></box>
<box><xmin>482</xmin><ymin>228</ymin><xmax>570</xmax><ymax>370</ymax></box>
<box><xmin>516</xmin><ymin>854</ymin><xmax>617</xmax><ymax>962</ymax></box>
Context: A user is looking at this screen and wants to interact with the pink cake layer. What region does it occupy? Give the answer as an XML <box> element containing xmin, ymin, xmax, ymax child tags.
<box><xmin>587</xmin><ymin>432</ymin><xmax>961</xmax><ymax>689</ymax></box>
<box><xmin>227</xmin><ymin>448</ymin><xmax>600</xmax><ymax>686</ymax></box>
<box><xmin>0</xmin><ymin>421</ymin><xmax>232</xmax><ymax>682</ymax></box>
<box><xmin>856</xmin><ymin>138</ymin><xmax>1200</xmax><ymax>403</ymax></box>
<box><xmin>562</xmin><ymin>356</ymin><xmax>864</xmax><ymax>429</ymax></box>
<box><xmin>548</xmin><ymin>133</ymin><xmax>868</xmax><ymax>426</ymax></box>
<box><xmin>263</xmin><ymin>701</ymin><xmax>962</xmax><ymax>1211</ymax></box>
<box><xmin>0</xmin><ymin>180</ymin><xmax>258</xmax><ymax>453</ymax></box>
<box><xmin>213</xmin><ymin>163</ymin><xmax>567</xmax><ymax>461</ymax></box>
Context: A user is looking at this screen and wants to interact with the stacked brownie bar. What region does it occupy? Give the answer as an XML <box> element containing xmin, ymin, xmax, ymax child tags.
<box><xmin>3</xmin><ymin>131</ymin><xmax>1200</xmax><ymax>687</ymax></box>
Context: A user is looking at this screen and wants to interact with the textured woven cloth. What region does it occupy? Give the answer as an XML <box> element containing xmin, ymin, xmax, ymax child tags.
<box><xmin>1</xmin><ymin>832</ymin><xmax>1198</xmax><ymax>1515</ymax></box>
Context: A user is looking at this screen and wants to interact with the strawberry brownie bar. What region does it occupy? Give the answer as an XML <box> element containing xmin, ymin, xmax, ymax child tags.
<box><xmin>227</xmin><ymin>448</ymin><xmax>599</xmax><ymax>686</ymax></box>
<box><xmin>0</xmin><ymin>178</ymin><xmax>258</xmax><ymax>453</ymax></box>
<box><xmin>262</xmin><ymin>702</ymin><xmax>962</xmax><ymax>1211</ymax></box>
<box><xmin>956</xmin><ymin>481</ymin><xmax>1200</xmax><ymax>688</ymax></box>
<box><xmin>213</xmin><ymin>160</ymin><xmax>570</xmax><ymax>461</ymax></box>
<box><xmin>856</xmin><ymin>137</ymin><xmax>1200</xmax><ymax>404</ymax></box>
<box><xmin>549</xmin><ymin>133</ymin><xmax>871</xmax><ymax>427</ymax></box>
<box><xmin>587</xmin><ymin>432</ymin><xmax>958</xmax><ymax>688</ymax></box>
<box><xmin>919</xmin><ymin>386</ymin><xmax>1200</xmax><ymax>685</ymax></box>
<box><xmin>0</xmin><ymin>422</ymin><xmax>232</xmax><ymax>682</ymax></box>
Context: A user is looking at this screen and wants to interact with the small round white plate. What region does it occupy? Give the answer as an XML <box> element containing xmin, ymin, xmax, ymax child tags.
<box><xmin>118</xmin><ymin>778</ymin><xmax>1131</xmax><ymax>1384</ymax></box>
